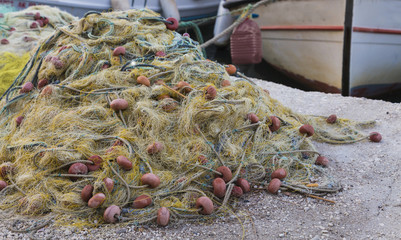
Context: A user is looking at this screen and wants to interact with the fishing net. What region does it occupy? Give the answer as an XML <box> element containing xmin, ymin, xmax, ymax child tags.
<box><xmin>0</xmin><ymin>6</ymin><xmax>76</xmax><ymax>95</ymax></box>
<box><xmin>0</xmin><ymin>52</ymin><xmax>30</xmax><ymax>95</ymax></box>
<box><xmin>0</xmin><ymin>9</ymin><xmax>377</xmax><ymax>227</ymax></box>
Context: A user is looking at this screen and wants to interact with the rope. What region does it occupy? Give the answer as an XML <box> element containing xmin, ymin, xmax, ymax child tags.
<box><xmin>7</xmin><ymin>218</ymin><xmax>53</xmax><ymax>233</ymax></box>
<box><xmin>201</xmin><ymin>0</ymin><xmax>274</xmax><ymax>48</ymax></box>
<box><xmin>178</xmin><ymin>21</ymin><xmax>207</xmax><ymax>57</ymax></box>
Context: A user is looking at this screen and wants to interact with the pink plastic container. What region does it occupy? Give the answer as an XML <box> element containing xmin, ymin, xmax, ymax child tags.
<box><xmin>230</xmin><ymin>18</ymin><xmax>262</xmax><ymax>65</ymax></box>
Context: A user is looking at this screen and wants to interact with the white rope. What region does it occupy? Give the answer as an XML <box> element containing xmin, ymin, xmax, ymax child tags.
<box><xmin>200</xmin><ymin>0</ymin><xmax>275</xmax><ymax>49</ymax></box>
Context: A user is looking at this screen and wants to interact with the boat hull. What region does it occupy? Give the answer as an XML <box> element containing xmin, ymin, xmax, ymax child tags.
<box><xmin>349</xmin><ymin>0</ymin><xmax>401</xmax><ymax>97</ymax></box>
<box><xmin>259</xmin><ymin>27</ymin><xmax>344</xmax><ymax>93</ymax></box>
<box><xmin>254</xmin><ymin>0</ymin><xmax>401</xmax><ymax>97</ymax></box>
<box><xmin>254</xmin><ymin>0</ymin><xmax>345</xmax><ymax>93</ymax></box>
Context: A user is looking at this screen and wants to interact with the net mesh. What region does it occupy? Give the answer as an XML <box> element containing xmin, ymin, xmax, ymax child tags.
<box><xmin>0</xmin><ymin>9</ymin><xmax>374</xmax><ymax>227</ymax></box>
<box><xmin>0</xmin><ymin>52</ymin><xmax>30</xmax><ymax>95</ymax></box>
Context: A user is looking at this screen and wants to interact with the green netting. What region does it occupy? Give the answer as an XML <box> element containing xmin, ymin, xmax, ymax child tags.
<box><xmin>0</xmin><ymin>8</ymin><xmax>375</xmax><ymax>227</ymax></box>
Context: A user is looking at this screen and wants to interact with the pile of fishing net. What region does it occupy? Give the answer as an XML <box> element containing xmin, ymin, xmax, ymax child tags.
<box><xmin>0</xmin><ymin>9</ymin><xmax>381</xmax><ymax>227</ymax></box>
<box><xmin>0</xmin><ymin>6</ymin><xmax>76</xmax><ymax>95</ymax></box>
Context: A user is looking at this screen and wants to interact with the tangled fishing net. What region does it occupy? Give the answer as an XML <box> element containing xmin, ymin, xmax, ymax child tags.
<box><xmin>0</xmin><ymin>6</ymin><xmax>76</xmax><ymax>95</ymax></box>
<box><xmin>0</xmin><ymin>9</ymin><xmax>379</xmax><ymax>227</ymax></box>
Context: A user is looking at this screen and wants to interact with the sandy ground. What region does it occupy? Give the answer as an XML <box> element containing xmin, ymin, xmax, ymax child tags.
<box><xmin>0</xmin><ymin>79</ymin><xmax>400</xmax><ymax>240</ymax></box>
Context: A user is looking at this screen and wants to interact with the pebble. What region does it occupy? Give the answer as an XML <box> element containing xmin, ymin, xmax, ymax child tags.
<box><xmin>64</xmin><ymin>229</ymin><xmax>72</xmax><ymax>235</ymax></box>
<box><xmin>117</xmin><ymin>228</ymin><xmax>127</xmax><ymax>234</ymax></box>
<box><xmin>311</xmin><ymin>235</ymin><xmax>321</xmax><ymax>240</ymax></box>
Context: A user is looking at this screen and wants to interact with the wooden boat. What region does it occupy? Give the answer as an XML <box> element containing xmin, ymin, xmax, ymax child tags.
<box><xmin>225</xmin><ymin>0</ymin><xmax>401</xmax><ymax>97</ymax></box>
<box><xmin>4</xmin><ymin>0</ymin><xmax>220</xmax><ymax>19</ymax></box>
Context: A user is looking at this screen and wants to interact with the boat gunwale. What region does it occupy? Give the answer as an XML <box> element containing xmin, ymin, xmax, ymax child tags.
<box><xmin>259</xmin><ymin>25</ymin><xmax>401</xmax><ymax>35</ymax></box>
<box><xmin>260</xmin><ymin>25</ymin><xmax>344</xmax><ymax>31</ymax></box>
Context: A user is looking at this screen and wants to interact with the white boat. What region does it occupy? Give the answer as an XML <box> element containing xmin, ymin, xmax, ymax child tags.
<box><xmin>226</xmin><ymin>0</ymin><xmax>401</xmax><ymax>97</ymax></box>
<box><xmin>4</xmin><ymin>0</ymin><xmax>220</xmax><ymax>20</ymax></box>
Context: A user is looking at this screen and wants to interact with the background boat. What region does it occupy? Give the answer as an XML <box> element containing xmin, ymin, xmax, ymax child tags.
<box><xmin>348</xmin><ymin>0</ymin><xmax>401</xmax><ymax>97</ymax></box>
<box><xmin>1</xmin><ymin>0</ymin><xmax>220</xmax><ymax>20</ymax></box>
<box><xmin>226</xmin><ymin>0</ymin><xmax>401</xmax><ymax>98</ymax></box>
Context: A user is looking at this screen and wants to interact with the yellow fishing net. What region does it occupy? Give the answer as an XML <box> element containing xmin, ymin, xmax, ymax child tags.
<box><xmin>0</xmin><ymin>9</ymin><xmax>377</xmax><ymax>227</ymax></box>
<box><xmin>0</xmin><ymin>52</ymin><xmax>30</xmax><ymax>95</ymax></box>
